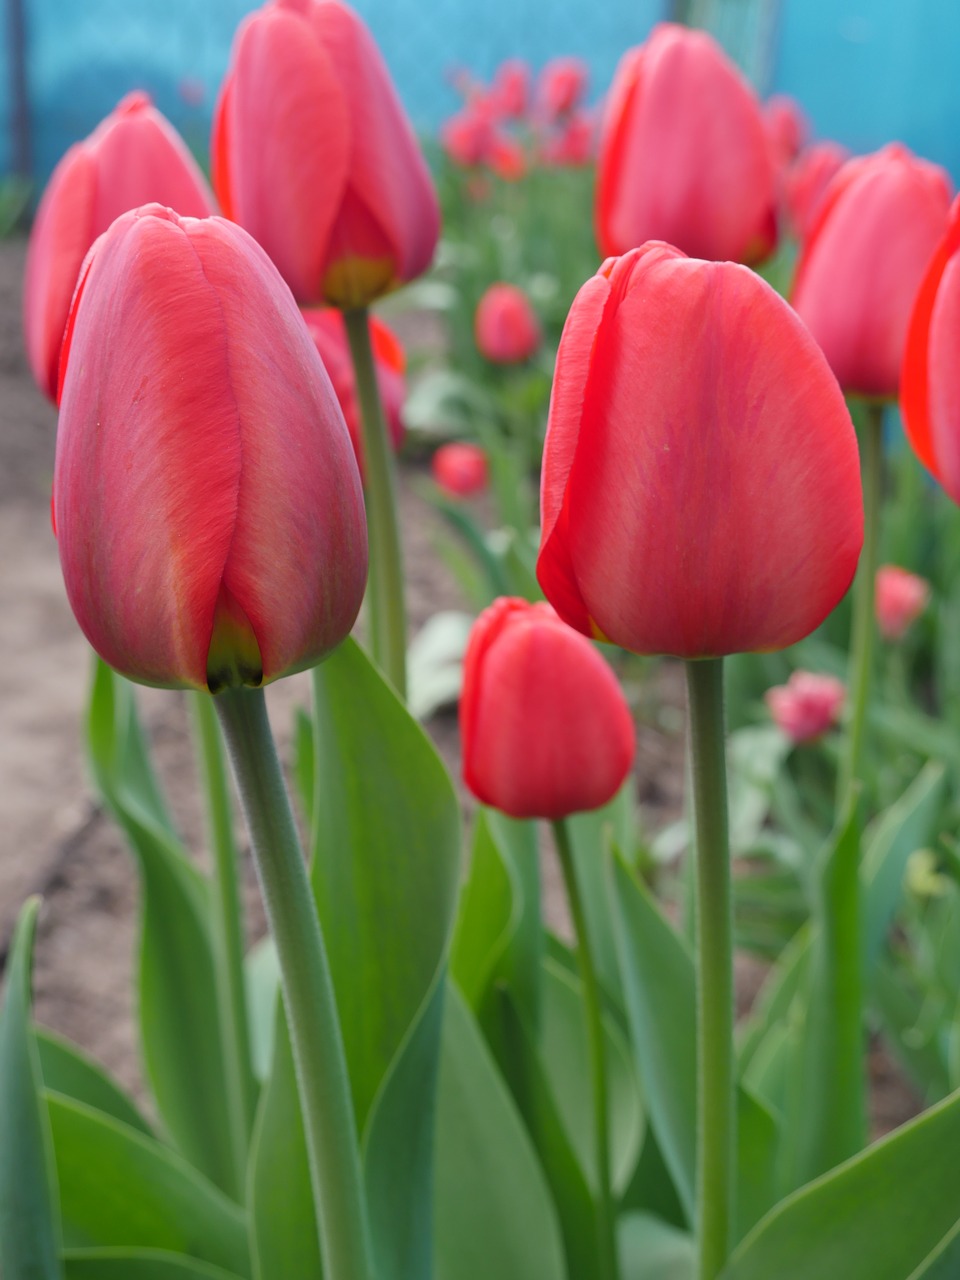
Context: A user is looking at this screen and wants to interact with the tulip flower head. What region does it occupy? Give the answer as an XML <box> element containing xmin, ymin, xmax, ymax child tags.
<box><xmin>489</xmin><ymin>59</ymin><xmax>531</xmax><ymax>120</ymax></box>
<box><xmin>302</xmin><ymin>307</ymin><xmax>405</xmax><ymax>479</ymax></box>
<box><xmin>460</xmin><ymin>598</ymin><xmax>635</xmax><ymax>820</ymax></box>
<box><xmin>475</xmin><ymin>283</ymin><xmax>541</xmax><ymax>363</ymax></box>
<box><xmin>782</xmin><ymin>140</ymin><xmax>850</xmax><ymax>241</ymax></box>
<box><xmin>213</xmin><ymin>0</ymin><xmax>439</xmax><ymax>309</ymax></box>
<box><xmin>537</xmin><ymin>57</ymin><xmax>589</xmax><ymax>121</ymax></box>
<box><xmin>765</xmin><ymin>671</ymin><xmax>845</xmax><ymax>745</ymax></box>
<box><xmin>902</xmin><ymin>196</ymin><xmax>960</xmax><ymax>505</ymax></box>
<box><xmin>762</xmin><ymin>93</ymin><xmax>808</xmax><ymax>169</ymax></box>
<box><xmin>54</xmin><ymin>205</ymin><xmax>368</xmax><ymax>692</ymax></box>
<box><xmin>23</xmin><ymin>92</ymin><xmax>216</xmax><ymax>401</ymax></box>
<box><xmin>874</xmin><ymin>565</ymin><xmax>931</xmax><ymax>641</ymax></box>
<box><xmin>537</xmin><ymin>243</ymin><xmax>864</xmax><ymax>658</ymax></box>
<box><xmin>432</xmin><ymin>442</ymin><xmax>488</xmax><ymax>498</ymax></box>
<box><xmin>596</xmin><ymin>24</ymin><xmax>777</xmax><ymax>264</ymax></box>
<box><xmin>792</xmin><ymin>143</ymin><xmax>951</xmax><ymax>400</ymax></box>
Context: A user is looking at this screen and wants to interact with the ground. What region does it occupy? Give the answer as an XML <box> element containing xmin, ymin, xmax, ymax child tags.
<box><xmin>0</xmin><ymin>236</ymin><xmax>917</xmax><ymax>1133</ymax></box>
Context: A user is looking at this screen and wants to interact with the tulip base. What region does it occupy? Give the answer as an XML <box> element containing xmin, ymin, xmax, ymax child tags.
<box><xmin>214</xmin><ymin>684</ymin><xmax>374</xmax><ymax>1280</ymax></box>
<box><xmin>685</xmin><ymin>658</ymin><xmax>735</xmax><ymax>1280</ymax></box>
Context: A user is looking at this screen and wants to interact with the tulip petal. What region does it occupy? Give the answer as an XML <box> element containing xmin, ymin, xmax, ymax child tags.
<box><xmin>927</xmin><ymin>252</ymin><xmax>960</xmax><ymax>505</ymax></box>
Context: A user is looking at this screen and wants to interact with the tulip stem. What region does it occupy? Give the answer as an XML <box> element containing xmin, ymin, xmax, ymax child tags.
<box><xmin>214</xmin><ymin>685</ymin><xmax>375</xmax><ymax>1280</ymax></box>
<box><xmin>191</xmin><ymin>693</ymin><xmax>258</xmax><ymax>1200</ymax></box>
<box><xmin>685</xmin><ymin>658</ymin><xmax>735</xmax><ymax>1280</ymax></box>
<box><xmin>344</xmin><ymin>306</ymin><xmax>407</xmax><ymax>699</ymax></box>
<box><xmin>552</xmin><ymin>818</ymin><xmax>619</xmax><ymax>1280</ymax></box>
<box><xmin>837</xmin><ymin>401</ymin><xmax>884</xmax><ymax>809</ymax></box>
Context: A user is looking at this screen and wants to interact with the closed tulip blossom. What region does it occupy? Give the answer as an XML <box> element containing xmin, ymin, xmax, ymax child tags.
<box><xmin>596</xmin><ymin>24</ymin><xmax>777</xmax><ymax>264</ymax></box>
<box><xmin>23</xmin><ymin>91</ymin><xmax>215</xmax><ymax>401</ymax></box>
<box><xmin>213</xmin><ymin>0</ymin><xmax>439</xmax><ymax>309</ymax></box>
<box><xmin>874</xmin><ymin>565</ymin><xmax>931</xmax><ymax>641</ymax></box>
<box><xmin>302</xmin><ymin>307</ymin><xmax>405</xmax><ymax>477</ymax></box>
<box><xmin>537</xmin><ymin>57</ymin><xmax>589</xmax><ymax>121</ymax></box>
<box><xmin>537</xmin><ymin>243</ymin><xmax>864</xmax><ymax>658</ymax></box>
<box><xmin>475</xmin><ymin>283</ymin><xmax>541</xmax><ymax>363</ymax></box>
<box><xmin>431</xmin><ymin>442</ymin><xmax>488</xmax><ymax>498</ymax></box>
<box><xmin>765</xmin><ymin>671</ymin><xmax>845</xmax><ymax>744</ymax></box>
<box><xmin>460</xmin><ymin>597</ymin><xmax>635</xmax><ymax>820</ymax></box>
<box><xmin>792</xmin><ymin>144</ymin><xmax>951</xmax><ymax>399</ymax></box>
<box><xmin>782</xmin><ymin>140</ymin><xmax>849</xmax><ymax>240</ymax></box>
<box><xmin>762</xmin><ymin>93</ymin><xmax>808</xmax><ymax>169</ymax></box>
<box><xmin>54</xmin><ymin>205</ymin><xmax>368</xmax><ymax>692</ymax></box>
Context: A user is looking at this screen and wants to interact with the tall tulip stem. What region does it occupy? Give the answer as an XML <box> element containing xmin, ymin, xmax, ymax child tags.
<box><xmin>190</xmin><ymin>693</ymin><xmax>257</xmax><ymax>1199</ymax></box>
<box><xmin>838</xmin><ymin>401</ymin><xmax>884</xmax><ymax>807</ymax></box>
<box><xmin>214</xmin><ymin>685</ymin><xmax>375</xmax><ymax>1280</ymax></box>
<box><xmin>344</xmin><ymin>306</ymin><xmax>407</xmax><ymax>699</ymax></box>
<box><xmin>552</xmin><ymin>818</ymin><xmax>619</xmax><ymax>1280</ymax></box>
<box><xmin>685</xmin><ymin>658</ymin><xmax>735</xmax><ymax>1280</ymax></box>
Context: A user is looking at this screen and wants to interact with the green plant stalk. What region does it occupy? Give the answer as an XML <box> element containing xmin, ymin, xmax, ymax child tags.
<box><xmin>214</xmin><ymin>685</ymin><xmax>374</xmax><ymax>1280</ymax></box>
<box><xmin>685</xmin><ymin>658</ymin><xmax>735</xmax><ymax>1280</ymax></box>
<box><xmin>344</xmin><ymin>306</ymin><xmax>407</xmax><ymax>699</ymax></box>
<box><xmin>552</xmin><ymin>817</ymin><xmax>619</xmax><ymax>1280</ymax></box>
<box><xmin>837</xmin><ymin>401</ymin><xmax>884</xmax><ymax>808</ymax></box>
<box><xmin>190</xmin><ymin>692</ymin><xmax>258</xmax><ymax>1198</ymax></box>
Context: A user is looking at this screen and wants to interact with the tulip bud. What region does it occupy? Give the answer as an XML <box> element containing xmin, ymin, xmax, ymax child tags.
<box><xmin>475</xmin><ymin>283</ymin><xmax>541</xmax><ymax>363</ymax></box>
<box><xmin>902</xmin><ymin>196</ymin><xmax>960</xmax><ymax>504</ymax></box>
<box><xmin>792</xmin><ymin>143</ymin><xmax>951</xmax><ymax>400</ymax></box>
<box><xmin>460</xmin><ymin>597</ymin><xmax>635</xmax><ymax>820</ymax></box>
<box><xmin>23</xmin><ymin>92</ymin><xmax>216</xmax><ymax>402</ymax></box>
<box><xmin>596</xmin><ymin>24</ymin><xmax>777</xmax><ymax>264</ymax></box>
<box><xmin>762</xmin><ymin>94</ymin><xmax>808</xmax><ymax>169</ymax></box>
<box><xmin>431</xmin><ymin>442</ymin><xmax>488</xmax><ymax>498</ymax></box>
<box><xmin>874</xmin><ymin>565</ymin><xmax>931</xmax><ymax>641</ymax></box>
<box><xmin>537</xmin><ymin>243</ymin><xmax>863</xmax><ymax>658</ymax></box>
<box><xmin>489</xmin><ymin>59</ymin><xmax>531</xmax><ymax>121</ymax></box>
<box><xmin>765</xmin><ymin>671</ymin><xmax>845</xmax><ymax>744</ymax></box>
<box><xmin>54</xmin><ymin>205</ymin><xmax>368</xmax><ymax>692</ymax></box>
<box><xmin>537</xmin><ymin>58</ymin><xmax>589</xmax><ymax>121</ymax></box>
<box><xmin>213</xmin><ymin>0</ymin><xmax>439</xmax><ymax>310</ymax></box>
<box><xmin>782</xmin><ymin>140</ymin><xmax>849</xmax><ymax>241</ymax></box>
<box><xmin>302</xmin><ymin>306</ymin><xmax>405</xmax><ymax>479</ymax></box>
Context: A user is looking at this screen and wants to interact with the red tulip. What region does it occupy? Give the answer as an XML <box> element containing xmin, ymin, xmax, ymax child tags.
<box><xmin>765</xmin><ymin>671</ymin><xmax>845</xmax><ymax>744</ymax></box>
<box><xmin>791</xmin><ymin>143</ymin><xmax>951</xmax><ymax>400</ymax></box>
<box><xmin>302</xmin><ymin>307</ymin><xmax>405</xmax><ymax>478</ymax></box>
<box><xmin>489</xmin><ymin>59</ymin><xmax>531</xmax><ymax>120</ymax></box>
<box><xmin>782</xmin><ymin>140</ymin><xmax>849</xmax><ymax>240</ymax></box>
<box><xmin>902</xmin><ymin>196</ymin><xmax>960</xmax><ymax>504</ymax></box>
<box><xmin>54</xmin><ymin>205</ymin><xmax>367</xmax><ymax>692</ymax></box>
<box><xmin>762</xmin><ymin>93</ymin><xmax>808</xmax><ymax>169</ymax></box>
<box><xmin>431</xmin><ymin>442</ymin><xmax>488</xmax><ymax>498</ymax></box>
<box><xmin>441</xmin><ymin>107</ymin><xmax>495</xmax><ymax>168</ymax></box>
<box><xmin>539</xmin><ymin>111</ymin><xmax>596</xmax><ymax>167</ymax></box>
<box><xmin>486</xmin><ymin>131</ymin><xmax>527</xmax><ymax>182</ymax></box>
<box><xmin>537</xmin><ymin>57</ymin><xmax>589</xmax><ymax>121</ymax></box>
<box><xmin>460</xmin><ymin>597</ymin><xmax>635</xmax><ymax>820</ymax></box>
<box><xmin>23</xmin><ymin>91</ymin><xmax>215</xmax><ymax>402</ymax></box>
<box><xmin>874</xmin><ymin>565</ymin><xmax>931</xmax><ymax>641</ymax></box>
<box><xmin>596</xmin><ymin>24</ymin><xmax>777</xmax><ymax>264</ymax></box>
<box><xmin>212</xmin><ymin>0</ymin><xmax>439</xmax><ymax>309</ymax></box>
<box><xmin>537</xmin><ymin>243</ymin><xmax>863</xmax><ymax>658</ymax></box>
<box><xmin>475</xmin><ymin>283</ymin><xmax>541</xmax><ymax>363</ymax></box>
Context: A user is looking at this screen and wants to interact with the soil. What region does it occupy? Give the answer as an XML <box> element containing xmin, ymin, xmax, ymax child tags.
<box><xmin>0</xmin><ymin>237</ymin><xmax>918</xmax><ymax>1138</ymax></box>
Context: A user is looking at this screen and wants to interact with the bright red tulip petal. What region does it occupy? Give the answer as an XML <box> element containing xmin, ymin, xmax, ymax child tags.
<box><xmin>927</xmin><ymin>252</ymin><xmax>960</xmax><ymax>504</ymax></box>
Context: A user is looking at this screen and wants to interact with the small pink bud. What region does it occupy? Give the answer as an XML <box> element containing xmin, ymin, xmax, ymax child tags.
<box><xmin>475</xmin><ymin>283</ymin><xmax>541</xmax><ymax>363</ymax></box>
<box><xmin>765</xmin><ymin>671</ymin><xmax>845</xmax><ymax>744</ymax></box>
<box><xmin>431</xmin><ymin>443</ymin><xmax>488</xmax><ymax>498</ymax></box>
<box><xmin>875</xmin><ymin>565</ymin><xmax>931</xmax><ymax>640</ymax></box>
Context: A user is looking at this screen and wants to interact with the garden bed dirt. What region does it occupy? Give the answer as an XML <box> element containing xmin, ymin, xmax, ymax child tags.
<box><xmin>0</xmin><ymin>236</ymin><xmax>918</xmax><ymax>1138</ymax></box>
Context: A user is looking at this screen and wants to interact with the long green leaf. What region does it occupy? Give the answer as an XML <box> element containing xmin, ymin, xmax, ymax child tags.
<box><xmin>450</xmin><ymin>810</ymin><xmax>520</xmax><ymax>1011</ymax></box>
<box><xmin>0</xmin><ymin>898</ymin><xmax>62</xmax><ymax>1279</ymax></box>
<box><xmin>619</xmin><ymin>1213</ymin><xmax>695</xmax><ymax>1280</ymax></box>
<box><xmin>722</xmin><ymin>1085</ymin><xmax>960</xmax><ymax>1279</ymax></box>
<box><xmin>35</xmin><ymin>1028</ymin><xmax>152</xmax><ymax>1138</ymax></box>
<box><xmin>484</xmin><ymin>809</ymin><xmax>544</xmax><ymax>1029</ymax></box>
<box><xmin>63</xmin><ymin>1249</ymin><xmax>245</xmax><ymax>1279</ymax></box>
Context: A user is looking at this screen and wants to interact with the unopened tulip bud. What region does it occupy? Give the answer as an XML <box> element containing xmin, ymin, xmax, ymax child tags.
<box><xmin>460</xmin><ymin>597</ymin><xmax>635</xmax><ymax>820</ymax></box>
<box><xmin>475</xmin><ymin>283</ymin><xmax>541</xmax><ymax>363</ymax></box>
<box><xmin>432</xmin><ymin>442</ymin><xmax>488</xmax><ymax>498</ymax></box>
<box><xmin>875</xmin><ymin>565</ymin><xmax>931</xmax><ymax>641</ymax></box>
<box><xmin>765</xmin><ymin>672</ymin><xmax>845</xmax><ymax>744</ymax></box>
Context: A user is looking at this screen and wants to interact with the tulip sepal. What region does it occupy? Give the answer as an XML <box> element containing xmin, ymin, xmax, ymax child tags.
<box><xmin>214</xmin><ymin>683</ymin><xmax>375</xmax><ymax>1280</ymax></box>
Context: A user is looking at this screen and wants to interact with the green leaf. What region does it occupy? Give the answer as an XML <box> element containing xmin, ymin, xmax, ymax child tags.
<box><xmin>309</xmin><ymin>640</ymin><xmax>461</xmax><ymax>1280</ymax></box>
<box><xmin>484</xmin><ymin>810</ymin><xmax>544</xmax><ymax>1029</ymax></box>
<box><xmin>292</xmin><ymin>706</ymin><xmax>316</xmax><ymax>832</ymax></box>
<box><xmin>86</xmin><ymin>661</ymin><xmax>235</xmax><ymax>1194</ymax></box>
<box><xmin>873</xmin><ymin>956</ymin><xmax>952</xmax><ymax>1103</ymax></box>
<box><xmin>0</xmin><ymin>898</ymin><xmax>62</xmax><ymax>1279</ymax></box>
<box><xmin>433</xmin><ymin>985</ymin><xmax>567</xmax><ymax>1280</ymax></box>
<box><xmin>909</xmin><ymin>1217</ymin><xmax>960</xmax><ymax>1278</ymax></box>
<box><xmin>618</xmin><ymin>1213</ymin><xmax>695</xmax><ymax>1280</ymax></box>
<box><xmin>244</xmin><ymin>938</ymin><xmax>280</xmax><ymax>1086</ymax></box>
<box><xmin>47</xmin><ymin>1095</ymin><xmax>249</xmax><ymax>1277</ymax></box>
<box><xmin>407</xmin><ymin>610</ymin><xmax>474</xmax><ymax>720</ymax></box>
<box><xmin>247</xmin><ymin>1004</ymin><xmax>320</xmax><ymax>1280</ymax></box>
<box><xmin>721</xmin><ymin>1084</ymin><xmax>960</xmax><ymax>1280</ymax></box>
<box><xmin>63</xmin><ymin>1249</ymin><xmax>245</xmax><ymax>1278</ymax></box>
<box><xmin>35</xmin><ymin>1028</ymin><xmax>152</xmax><ymax>1138</ymax></box>
<box><xmin>450</xmin><ymin>810</ymin><xmax>519</xmax><ymax>1013</ymax></box>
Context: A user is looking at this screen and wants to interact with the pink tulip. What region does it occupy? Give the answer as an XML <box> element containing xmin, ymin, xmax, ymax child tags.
<box><xmin>475</xmin><ymin>283</ymin><xmax>541</xmax><ymax>363</ymax></box>
<box><xmin>792</xmin><ymin>143</ymin><xmax>951</xmax><ymax>399</ymax></box>
<box><xmin>432</xmin><ymin>443</ymin><xmax>488</xmax><ymax>498</ymax></box>
<box><xmin>489</xmin><ymin>59</ymin><xmax>531</xmax><ymax>120</ymax></box>
<box><xmin>874</xmin><ymin>565</ymin><xmax>931</xmax><ymax>641</ymax></box>
<box><xmin>540</xmin><ymin>111</ymin><xmax>596</xmax><ymax>167</ymax></box>
<box><xmin>54</xmin><ymin>205</ymin><xmax>367</xmax><ymax>692</ymax></box>
<box><xmin>23</xmin><ymin>92</ymin><xmax>215</xmax><ymax>402</ymax></box>
<box><xmin>441</xmin><ymin>107</ymin><xmax>495</xmax><ymax>168</ymax></box>
<box><xmin>782</xmin><ymin>140</ymin><xmax>850</xmax><ymax>240</ymax></box>
<box><xmin>763</xmin><ymin>93</ymin><xmax>809</xmax><ymax>168</ymax></box>
<box><xmin>537</xmin><ymin>57</ymin><xmax>589</xmax><ymax>121</ymax></box>
<box><xmin>302</xmin><ymin>307</ymin><xmax>405</xmax><ymax>479</ymax></box>
<box><xmin>460</xmin><ymin>597</ymin><xmax>635</xmax><ymax>820</ymax></box>
<box><xmin>596</xmin><ymin>24</ymin><xmax>777</xmax><ymax>264</ymax></box>
<box><xmin>765</xmin><ymin>672</ymin><xmax>845</xmax><ymax>744</ymax></box>
<box><xmin>213</xmin><ymin>0</ymin><xmax>439</xmax><ymax>309</ymax></box>
<box><xmin>537</xmin><ymin>244</ymin><xmax>864</xmax><ymax>658</ymax></box>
